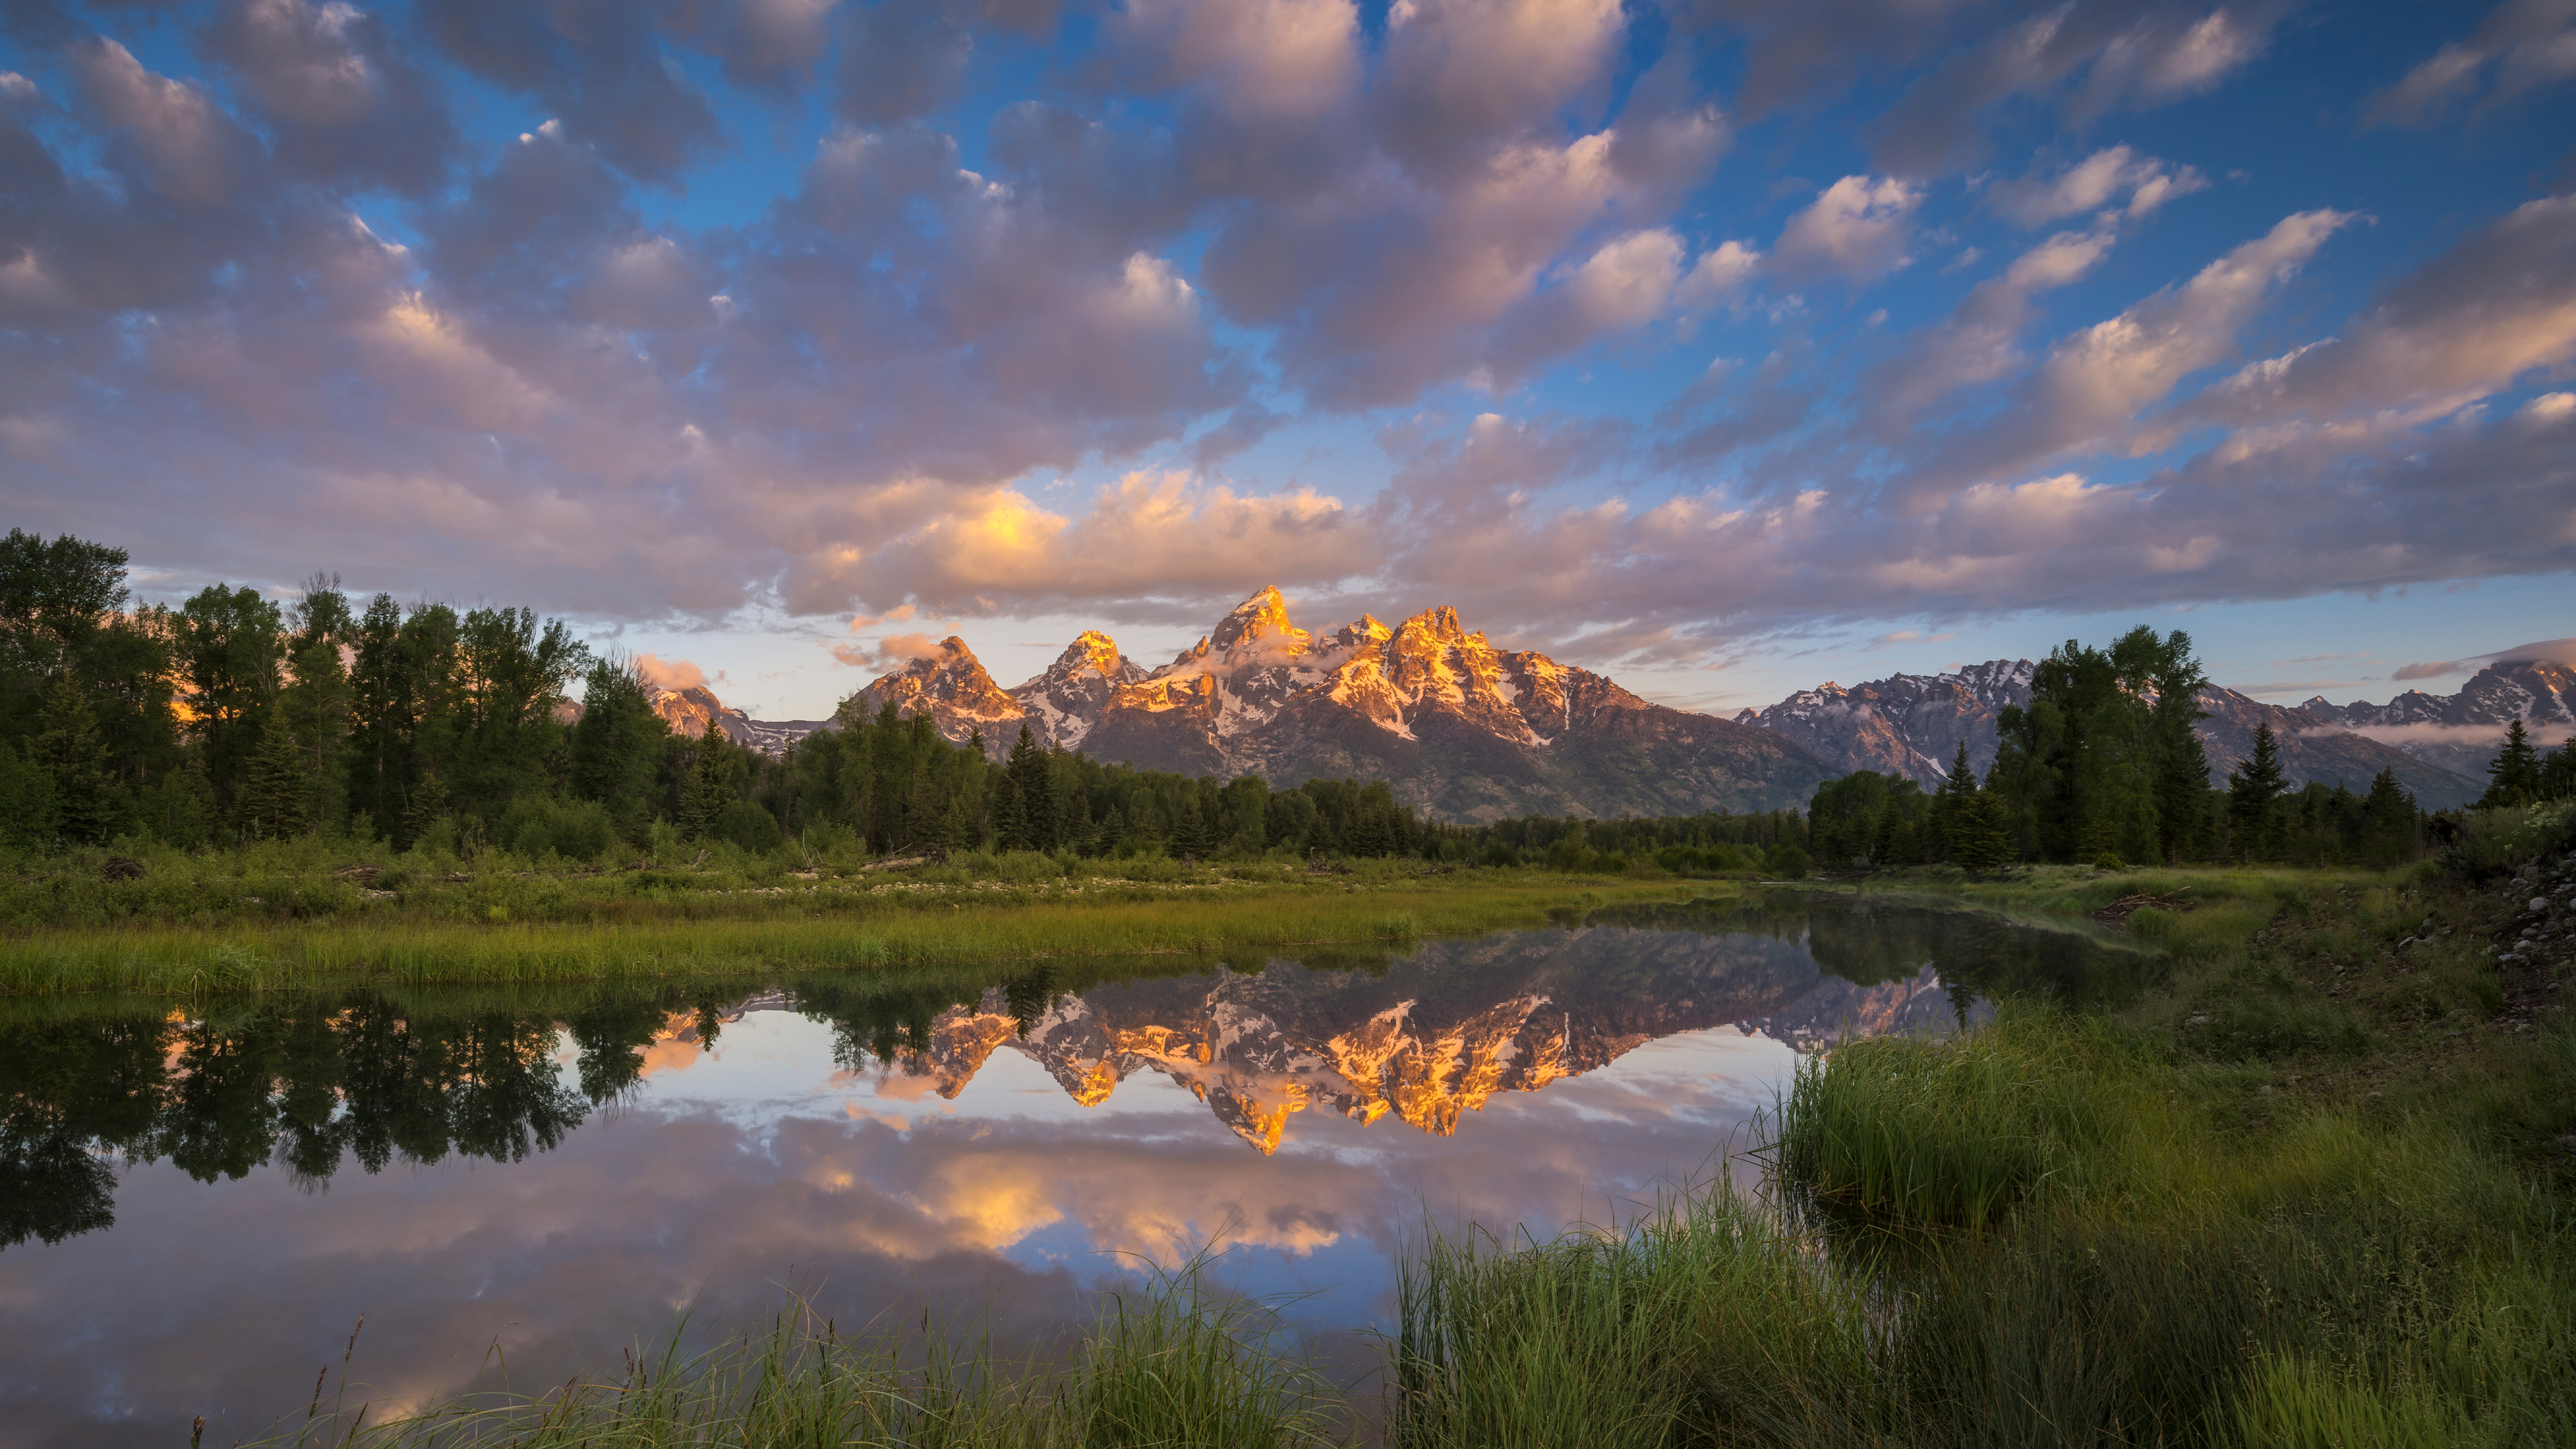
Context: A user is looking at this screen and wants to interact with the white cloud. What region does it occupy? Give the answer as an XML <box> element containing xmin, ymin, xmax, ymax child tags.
<box><xmin>1988</xmin><ymin>145</ymin><xmax>2209</xmax><ymax>227</ymax></box>
<box><xmin>1771</xmin><ymin>175</ymin><xmax>1924</xmax><ymax>282</ymax></box>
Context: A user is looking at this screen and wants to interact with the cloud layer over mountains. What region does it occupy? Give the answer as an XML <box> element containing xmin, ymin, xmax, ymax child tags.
<box><xmin>1</xmin><ymin>0</ymin><xmax>2571</xmax><ymax>667</ymax></box>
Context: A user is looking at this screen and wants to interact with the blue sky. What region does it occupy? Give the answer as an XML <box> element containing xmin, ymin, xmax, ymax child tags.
<box><xmin>3</xmin><ymin>0</ymin><xmax>2571</xmax><ymax>720</ymax></box>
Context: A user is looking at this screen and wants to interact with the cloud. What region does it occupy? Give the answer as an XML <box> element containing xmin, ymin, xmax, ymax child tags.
<box><xmin>2363</xmin><ymin>0</ymin><xmax>2576</xmax><ymax>128</ymax></box>
<box><xmin>1870</xmin><ymin>0</ymin><xmax>2289</xmax><ymax>176</ymax></box>
<box><xmin>1770</xmin><ymin>174</ymin><xmax>1923</xmax><ymax>282</ymax></box>
<box><xmin>2487</xmin><ymin>636</ymin><xmax>2576</xmax><ymax>665</ymax></box>
<box><xmin>633</xmin><ymin>653</ymin><xmax>708</xmax><ymax>691</ymax></box>
<box><xmin>2184</xmin><ymin>194</ymin><xmax>2576</xmax><ymax>436</ymax></box>
<box><xmin>201</xmin><ymin>0</ymin><xmax>458</xmax><ymax>195</ymax></box>
<box><xmin>1864</xmin><ymin>224</ymin><xmax>2120</xmax><ymax>431</ymax></box>
<box><xmin>2391</xmin><ymin>659</ymin><xmax>2473</xmax><ymax>682</ymax></box>
<box><xmin>418</xmin><ymin>0</ymin><xmax>724</xmax><ymax>182</ymax></box>
<box><xmin>836</xmin><ymin>0</ymin><xmax>975</xmax><ymax>126</ymax></box>
<box><xmin>1986</xmin><ymin>145</ymin><xmax>2208</xmax><ymax>227</ymax></box>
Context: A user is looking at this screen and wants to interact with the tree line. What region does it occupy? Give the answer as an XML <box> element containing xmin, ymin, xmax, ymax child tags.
<box><xmin>6</xmin><ymin>533</ymin><xmax>2564</xmax><ymax>873</ymax></box>
<box><xmin>1806</xmin><ymin>627</ymin><xmax>2575</xmax><ymax>871</ymax></box>
<box><xmin>0</xmin><ymin>530</ymin><xmax>1456</xmax><ymax>863</ymax></box>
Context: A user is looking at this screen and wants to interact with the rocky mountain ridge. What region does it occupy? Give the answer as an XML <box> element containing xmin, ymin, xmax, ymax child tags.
<box><xmin>1737</xmin><ymin>661</ymin><xmax>2487</xmax><ymax>808</ymax></box>
<box><xmin>850</xmin><ymin>588</ymin><xmax>1835</xmax><ymax>822</ymax></box>
<box><xmin>2298</xmin><ymin>657</ymin><xmax>2575</xmax><ymax>779</ymax></box>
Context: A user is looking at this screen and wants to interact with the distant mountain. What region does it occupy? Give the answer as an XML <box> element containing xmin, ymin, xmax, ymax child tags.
<box><xmin>847</xmin><ymin>587</ymin><xmax>1835</xmax><ymax>822</ymax></box>
<box><xmin>1736</xmin><ymin>661</ymin><xmax>2487</xmax><ymax>808</ymax></box>
<box><xmin>644</xmin><ymin>683</ymin><xmax>833</xmax><ymax>755</ymax></box>
<box><xmin>2298</xmin><ymin>657</ymin><xmax>2575</xmax><ymax>780</ymax></box>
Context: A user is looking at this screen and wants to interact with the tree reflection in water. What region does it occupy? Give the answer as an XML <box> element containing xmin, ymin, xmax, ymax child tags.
<box><xmin>1</xmin><ymin>896</ymin><xmax>2146</xmax><ymax>1252</ymax></box>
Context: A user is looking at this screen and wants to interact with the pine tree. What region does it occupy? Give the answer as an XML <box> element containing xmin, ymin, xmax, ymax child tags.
<box><xmin>678</xmin><ymin>729</ymin><xmax>737</xmax><ymax>840</ymax></box>
<box><xmin>1004</xmin><ymin>727</ymin><xmax>1055</xmax><ymax>852</ymax></box>
<box><xmin>992</xmin><ymin>773</ymin><xmax>1028</xmax><ymax>852</ymax></box>
<box><xmin>1953</xmin><ymin>788</ymin><xmax>2016</xmax><ymax>873</ymax></box>
<box><xmin>32</xmin><ymin>672</ymin><xmax>118</xmax><ymax>845</ymax></box>
<box><xmin>237</xmin><ymin>708</ymin><xmax>311</xmax><ymax>840</ymax></box>
<box><xmin>2363</xmin><ymin>766</ymin><xmax>2416</xmax><ymax>861</ymax></box>
<box><xmin>2228</xmin><ymin>722</ymin><xmax>2288</xmax><ymax>861</ymax></box>
<box><xmin>2476</xmin><ymin>718</ymin><xmax>2543</xmax><ymax>810</ymax></box>
<box><xmin>401</xmin><ymin>767</ymin><xmax>449</xmax><ymax>850</ymax></box>
<box><xmin>1927</xmin><ymin>741</ymin><xmax>1977</xmax><ymax>862</ymax></box>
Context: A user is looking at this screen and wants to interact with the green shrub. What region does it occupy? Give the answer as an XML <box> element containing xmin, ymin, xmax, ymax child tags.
<box><xmin>494</xmin><ymin>796</ymin><xmax>619</xmax><ymax>862</ymax></box>
<box><xmin>707</xmin><ymin>799</ymin><xmax>783</xmax><ymax>855</ymax></box>
<box><xmin>1766</xmin><ymin>845</ymin><xmax>1813</xmax><ymax>879</ymax></box>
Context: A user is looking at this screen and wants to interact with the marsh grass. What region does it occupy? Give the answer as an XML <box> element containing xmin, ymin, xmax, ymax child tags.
<box><xmin>0</xmin><ymin>881</ymin><xmax>1672</xmax><ymax>996</ymax></box>
<box><xmin>1389</xmin><ymin>1183</ymin><xmax>1891</xmax><ymax>1449</ymax></box>
<box><xmin>241</xmin><ymin>1263</ymin><xmax>1345</xmax><ymax>1449</ymax></box>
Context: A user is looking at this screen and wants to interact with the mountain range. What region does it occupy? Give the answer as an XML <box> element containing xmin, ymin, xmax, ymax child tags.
<box><xmin>845</xmin><ymin>588</ymin><xmax>1835</xmax><ymax>821</ymax></box>
<box><xmin>672</xmin><ymin>587</ymin><xmax>2539</xmax><ymax>818</ymax></box>
<box><xmin>2296</xmin><ymin>657</ymin><xmax>2575</xmax><ymax>779</ymax></box>
<box><xmin>1735</xmin><ymin>662</ymin><xmax>2490</xmax><ymax>808</ymax></box>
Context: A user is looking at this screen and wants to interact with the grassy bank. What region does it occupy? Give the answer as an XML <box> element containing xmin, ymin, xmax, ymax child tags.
<box><xmin>1390</xmin><ymin>849</ymin><xmax>2576</xmax><ymax>1447</ymax></box>
<box><xmin>0</xmin><ymin>866</ymin><xmax>1700</xmax><ymax>996</ymax></box>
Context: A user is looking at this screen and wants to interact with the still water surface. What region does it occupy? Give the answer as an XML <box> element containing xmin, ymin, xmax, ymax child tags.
<box><xmin>0</xmin><ymin>896</ymin><xmax>2145</xmax><ymax>1446</ymax></box>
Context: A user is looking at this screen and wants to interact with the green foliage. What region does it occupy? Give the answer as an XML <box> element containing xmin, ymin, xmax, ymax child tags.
<box><xmin>2477</xmin><ymin>717</ymin><xmax>2545</xmax><ymax>810</ymax></box>
<box><xmin>494</xmin><ymin>795</ymin><xmax>620</xmax><ymax>861</ymax></box>
<box><xmin>1991</xmin><ymin>626</ymin><xmax>2210</xmax><ymax>865</ymax></box>
<box><xmin>31</xmin><ymin>671</ymin><xmax>119</xmax><ymax>844</ymax></box>
<box><xmin>0</xmin><ymin>740</ymin><xmax>59</xmax><ymax>850</ymax></box>
<box><xmin>2230</xmin><ymin>720</ymin><xmax>2290</xmax><ymax>860</ymax></box>
<box><xmin>677</xmin><ymin>730</ymin><xmax>739</xmax><ymax>841</ymax></box>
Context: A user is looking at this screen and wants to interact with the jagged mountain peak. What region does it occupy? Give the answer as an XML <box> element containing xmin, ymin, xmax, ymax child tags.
<box><xmin>846</xmin><ymin>592</ymin><xmax>1833</xmax><ymax>818</ymax></box>
<box><xmin>1046</xmin><ymin>629</ymin><xmax>1138</xmax><ymax>682</ymax></box>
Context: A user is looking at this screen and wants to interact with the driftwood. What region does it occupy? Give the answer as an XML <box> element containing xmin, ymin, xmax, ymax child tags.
<box><xmin>101</xmin><ymin>856</ymin><xmax>146</xmax><ymax>882</ymax></box>
<box><xmin>331</xmin><ymin>864</ymin><xmax>381</xmax><ymax>883</ymax></box>
<box><xmin>2092</xmin><ymin>890</ymin><xmax>2194</xmax><ymax>930</ymax></box>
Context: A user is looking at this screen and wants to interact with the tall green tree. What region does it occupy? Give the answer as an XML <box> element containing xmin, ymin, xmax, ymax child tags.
<box><xmin>235</xmin><ymin>710</ymin><xmax>311</xmax><ymax>841</ymax></box>
<box><xmin>1991</xmin><ymin>627</ymin><xmax>2206</xmax><ymax>864</ymax></box>
<box><xmin>568</xmin><ymin>658</ymin><xmax>669</xmax><ymax>841</ymax></box>
<box><xmin>32</xmin><ymin>673</ymin><xmax>118</xmax><ymax>845</ymax></box>
<box><xmin>678</xmin><ymin>729</ymin><xmax>737</xmax><ymax>841</ymax></box>
<box><xmin>2228</xmin><ymin>722</ymin><xmax>2288</xmax><ymax>860</ymax></box>
<box><xmin>175</xmin><ymin>583</ymin><xmax>286</xmax><ymax>812</ymax></box>
<box><xmin>2476</xmin><ymin>718</ymin><xmax>2543</xmax><ymax>810</ymax></box>
<box><xmin>1004</xmin><ymin>725</ymin><xmax>1055</xmax><ymax>853</ymax></box>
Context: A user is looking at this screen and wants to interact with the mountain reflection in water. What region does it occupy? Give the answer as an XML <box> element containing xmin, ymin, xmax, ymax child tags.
<box><xmin>0</xmin><ymin>896</ymin><xmax>2143</xmax><ymax>1448</ymax></box>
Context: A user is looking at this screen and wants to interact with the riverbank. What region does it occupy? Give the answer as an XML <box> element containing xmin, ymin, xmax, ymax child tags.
<box><xmin>0</xmin><ymin>853</ymin><xmax>1700</xmax><ymax>996</ymax></box>
<box><xmin>223</xmin><ymin>846</ymin><xmax>2575</xmax><ymax>1446</ymax></box>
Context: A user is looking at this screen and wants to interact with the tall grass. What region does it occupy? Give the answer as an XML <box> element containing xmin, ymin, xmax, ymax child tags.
<box><xmin>0</xmin><ymin>882</ymin><xmax>1668</xmax><ymax>996</ymax></box>
<box><xmin>242</xmin><ymin>1263</ymin><xmax>1344</xmax><ymax>1448</ymax></box>
<box><xmin>1389</xmin><ymin>1181</ymin><xmax>1890</xmax><ymax>1449</ymax></box>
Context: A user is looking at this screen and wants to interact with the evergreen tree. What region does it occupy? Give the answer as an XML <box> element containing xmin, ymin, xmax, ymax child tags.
<box><xmin>1953</xmin><ymin>786</ymin><xmax>2015</xmax><ymax>873</ymax></box>
<box><xmin>1927</xmin><ymin>742</ymin><xmax>1978</xmax><ymax>862</ymax></box>
<box><xmin>2476</xmin><ymin>718</ymin><xmax>2543</xmax><ymax>809</ymax></box>
<box><xmin>2540</xmin><ymin>739</ymin><xmax>2576</xmax><ymax>804</ymax></box>
<box><xmin>32</xmin><ymin>672</ymin><xmax>118</xmax><ymax>845</ymax></box>
<box><xmin>992</xmin><ymin>773</ymin><xmax>1028</xmax><ymax>851</ymax></box>
<box><xmin>138</xmin><ymin>747</ymin><xmax>217</xmax><ymax>849</ymax></box>
<box><xmin>2362</xmin><ymin>767</ymin><xmax>2416</xmax><ymax>861</ymax></box>
<box><xmin>1004</xmin><ymin>727</ymin><xmax>1055</xmax><ymax>852</ymax></box>
<box><xmin>237</xmin><ymin>709</ymin><xmax>311</xmax><ymax>841</ymax></box>
<box><xmin>277</xmin><ymin>632</ymin><xmax>354</xmax><ymax>831</ymax></box>
<box><xmin>2227</xmin><ymin>722</ymin><xmax>2288</xmax><ymax>861</ymax></box>
<box><xmin>401</xmin><ymin>767</ymin><xmax>449</xmax><ymax>851</ymax></box>
<box><xmin>678</xmin><ymin>729</ymin><xmax>737</xmax><ymax>840</ymax></box>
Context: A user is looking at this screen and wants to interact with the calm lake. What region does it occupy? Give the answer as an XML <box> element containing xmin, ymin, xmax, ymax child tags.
<box><xmin>0</xmin><ymin>896</ymin><xmax>2146</xmax><ymax>1446</ymax></box>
